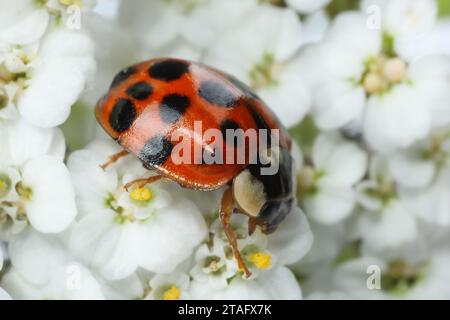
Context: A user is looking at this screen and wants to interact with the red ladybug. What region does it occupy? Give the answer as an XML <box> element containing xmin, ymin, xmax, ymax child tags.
<box><xmin>96</xmin><ymin>58</ymin><xmax>294</xmax><ymax>276</ymax></box>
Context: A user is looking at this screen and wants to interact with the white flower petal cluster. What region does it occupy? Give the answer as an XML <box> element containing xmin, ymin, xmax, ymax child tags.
<box><xmin>0</xmin><ymin>0</ymin><xmax>96</xmax><ymax>127</ymax></box>
<box><xmin>299</xmin><ymin>8</ymin><xmax>450</xmax><ymax>153</ymax></box>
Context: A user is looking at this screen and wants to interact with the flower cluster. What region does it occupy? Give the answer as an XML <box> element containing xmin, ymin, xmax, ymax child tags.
<box><xmin>1</xmin><ymin>0</ymin><xmax>450</xmax><ymax>300</ymax></box>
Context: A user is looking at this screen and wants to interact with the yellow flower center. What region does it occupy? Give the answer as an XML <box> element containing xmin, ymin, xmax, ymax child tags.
<box><xmin>249</xmin><ymin>252</ymin><xmax>271</xmax><ymax>269</ymax></box>
<box><xmin>163</xmin><ymin>286</ymin><xmax>181</xmax><ymax>300</ymax></box>
<box><xmin>362</xmin><ymin>56</ymin><xmax>408</xmax><ymax>95</ymax></box>
<box><xmin>130</xmin><ymin>187</ymin><xmax>153</xmax><ymax>202</ymax></box>
<box><xmin>0</xmin><ymin>180</ymin><xmax>3</xmax><ymax>193</ymax></box>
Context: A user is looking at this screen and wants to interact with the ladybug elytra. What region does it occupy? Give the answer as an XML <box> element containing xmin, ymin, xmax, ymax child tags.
<box><xmin>95</xmin><ymin>58</ymin><xmax>294</xmax><ymax>276</ymax></box>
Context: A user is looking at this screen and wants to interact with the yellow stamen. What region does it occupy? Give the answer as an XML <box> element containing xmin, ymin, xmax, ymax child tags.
<box><xmin>363</xmin><ymin>72</ymin><xmax>385</xmax><ymax>94</ymax></box>
<box><xmin>382</xmin><ymin>58</ymin><xmax>407</xmax><ymax>84</ymax></box>
<box><xmin>163</xmin><ymin>286</ymin><xmax>181</xmax><ymax>300</ymax></box>
<box><xmin>0</xmin><ymin>180</ymin><xmax>3</xmax><ymax>192</ymax></box>
<box><xmin>249</xmin><ymin>252</ymin><xmax>271</xmax><ymax>269</ymax></box>
<box><xmin>130</xmin><ymin>187</ymin><xmax>153</xmax><ymax>202</ymax></box>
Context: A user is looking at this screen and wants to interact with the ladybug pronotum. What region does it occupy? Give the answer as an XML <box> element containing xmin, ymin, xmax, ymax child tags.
<box><xmin>95</xmin><ymin>58</ymin><xmax>294</xmax><ymax>276</ymax></box>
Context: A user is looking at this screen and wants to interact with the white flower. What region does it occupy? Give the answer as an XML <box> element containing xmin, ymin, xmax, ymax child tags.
<box><xmin>304</xmin><ymin>12</ymin><xmax>450</xmax><ymax>152</ymax></box>
<box><xmin>361</xmin><ymin>0</ymin><xmax>438</xmax><ymax>40</ymax></box>
<box><xmin>190</xmin><ymin>237</ymin><xmax>239</xmax><ymax>290</ymax></box>
<box><xmin>356</xmin><ymin>200</ymin><xmax>418</xmax><ymax>254</ymax></box>
<box><xmin>332</xmin><ymin>247</ymin><xmax>450</xmax><ymax>299</ymax></box>
<box><xmin>189</xmin><ymin>266</ymin><xmax>302</xmax><ymax>300</ymax></box>
<box><xmin>190</xmin><ymin>205</ymin><xmax>312</xmax><ymax>292</ymax></box>
<box><xmin>1</xmin><ymin>229</ymin><xmax>105</xmax><ymax>299</ymax></box>
<box><xmin>0</xmin><ymin>0</ymin><xmax>49</xmax><ymax>45</ymax></box>
<box><xmin>395</xmin><ymin>20</ymin><xmax>450</xmax><ymax>61</ymax></box>
<box><xmin>400</xmin><ymin>167</ymin><xmax>450</xmax><ymax>227</ymax></box>
<box><xmin>373</xmin><ymin>129</ymin><xmax>450</xmax><ymax>227</ymax></box>
<box><xmin>99</xmin><ymin>273</ymin><xmax>144</xmax><ymax>300</ymax></box>
<box><xmin>297</xmin><ymin>133</ymin><xmax>368</xmax><ymax>224</ymax></box>
<box><xmin>0</xmin><ymin>1</ymin><xmax>97</xmax><ymax>127</ymax></box>
<box><xmin>119</xmin><ymin>0</ymin><xmax>258</xmax><ymax>50</ymax></box>
<box><xmin>68</xmin><ymin>140</ymin><xmax>207</xmax><ymax>280</ymax></box>
<box><xmin>355</xmin><ymin>157</ymin><xmax>418</xmax><ymax>253</ymax></box>
<box><xmin>0</xmin><ymin>120</ymin><xmax>76</xmax><ymax>235</ymax></box>
<box><xmin>18</xmin><ymin>29</ymin><xmax>96</xmax><ymax>128</ymax></box>
<box><xmin>204</xmin><ymin>4</ymin><xmax>311</xmax><ymax>128</ymax></box>
<box><xmin>146</xmin><ymin>271</ymin><xmax>191</xmax><ymax>300</ymax></box>
<box><xmin>286</xmin><ymin>0</ymin><xmax>331</xmax><ymax>14</ymax></box>
<box><xmin>302</xmin><ymin>10</ymin><xmax>330</xmax><ymax>45</ymax></box>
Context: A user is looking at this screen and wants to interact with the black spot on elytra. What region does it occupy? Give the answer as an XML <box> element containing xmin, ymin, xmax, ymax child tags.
<box><xmin>109</xmin><ymin>99</ymin><xmax>136</xmax><ymax>132</ymax></box>
<box><xmin>126</xmin><ymin>81</ymin><xmax>153</xmax><ymax>100</ymax></box>
<box><xmin>148</xmin><ymin>60</ymin><xmax>189</xmax><ymax>82</ymax></box>
<box><xmin>110</xmin><ymin>66</ymin><xmax>136</xmax><ymax>88</ymax></box>
<box><xmin>246</xmin><ymin>102</ymin><xmax>272</xmax><ymax>148</ymax></box>
<box><xmin>228</xmin><ymin>75</ymin><xmax>259</xmax><ymax>99</ymax></box>
<box><xmin>140</xmin><ymin>134</ymin><xmax>173</xmax><ymax>166</ymax></box>
<box><xmin>160</xmin><ymin>94</ymin><xmax>190</xmax><ymax>124</ymax></box>
<box><xmin>198</xmin><ymin>80</ymin><xmax>238</xmax><ymax>107</ymax></box>
<box><xmin>220</xmin><ymin>119</ymin><xmax>241</xmax><ymax>147</ymax></box>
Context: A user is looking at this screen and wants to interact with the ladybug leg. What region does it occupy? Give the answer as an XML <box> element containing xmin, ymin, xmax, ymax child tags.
<box><xmin>100</xmin><ymin>150</ymin><xmax>129</xmax><ymax>170</ymax></box>
<box><xmin>123</xmin><ymin>175</ymin><xmax>162</xmax><ymax>192</ymax></box>
<box><xmin>220</xmin><ymin>187</ymin><xmax>252</xmax><ymax>278</ymax></box>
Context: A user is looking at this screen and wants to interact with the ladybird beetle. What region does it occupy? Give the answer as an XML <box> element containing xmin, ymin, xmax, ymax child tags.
<box><xmin>95</xmin><ymin>58</ymin><xmax>294</xmax><ymax>276</ymax></box>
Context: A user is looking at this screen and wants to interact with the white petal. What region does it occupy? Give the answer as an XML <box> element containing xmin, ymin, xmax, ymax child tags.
<box><xmin>92</xmin><ymin>224</ymin><xmax>138</xmax><ymax>281</ymax></box>
<box><xmin>355</xmin><ymin>180</ymin><xmax>384</xmax><ymax>212</ymax></box>
<box><xmin>132</xmin><ymin>200</ymin><xmax>207</xmax><ymax>274</ymax></box>
<box><xmin>400</xmin><ymin>169</ymin><xmax>450</xmax><ymax>226</ymax></box>
<box><xmin>384</xmin><ymin>0</ymin><xmax>437</xmax><ymax>39</ymax></box>
<box><xmin>408</xmin><ymin>252</ymin><xmax>450</xmax><ymax>299</ymax></box>
<box><xmin>182</xmin><ymin>0</ymin><xmax>258</xmax><ymax>48</ymax></box>
<box><xmin>0</xmin><ymin>268</ymin><xmax>43</xmax><ymax>299</ymax></box>
<box><xmin>204</xmin><ymin>5</ymin><xmax>302</xmax><ymax>78</ymax></box>
<box><xmin>286</xmin><ymin>0</ymin><xmax>331</xmax><ymax>14</ymax></box>
<box><xmin>0</xmin><ymin>287</ymin><xmax>11</xmax><ymax>300</ymax></box>
<box><xmin>363</xmin><ymin>86</ymin><xmax>431</xmax><ymax>153</ymax></box>
<box><xmin>47</xmin><ymin>263</ymin><xmax>104</xmax><ymax>300</ymax></box>
<box><xmin>67</xmin><ymin>149</ymin><xmax>118</xmax><ymax>217</ymax></box>
<box><xmin>22</xmin><ymin>155</ymin><xmax>77</xmax><ymax>233</ymax></box>
<box><xmin>304</xmin><ymin>179</ymin><xmax>356</xmax><ymax>224</ymax></box>
<box><xmin>258</xmin><ymin>68</ymin><xmax>311</xmax><ymax>128</ymax></box>
<box><xmin>301</xmin><ymin>10</ymin><xmax>330</xmax><ymax>44</ymax></box>
<box><xmin>100</xmin><ymin>273</ymin><xmax>144</xmax><ymax>300</ymax></box>
<box><xmin>326</xmin><ymin>13</ymin><xmax>382</xmax><ymax>59</ymax></box>
<box><xmin>19</xmin><ymin>30</ymin><xmax>96</xmax><ymax>128</ymax></box>
<box><xmin>189</xmin><ymin>266</ymin><xmax>302</xmax><ymax>300</ymax></box>
<box><xmin>313</xmin><ymin>133</ymin><xmax>368</xmax><ymax>185</ymax></box>
<box><xmin>268</xmin><ymin>206</ymin><xmax>313</xmax><ymax>265</ymax></box>
<box><xmin>388</xmin><ymin>150</ymin><xmax>435</xmax><ymax>188</ymax></box>
<box><xmin>396</xmin><ymin>21</ymin><xmax>450</xmax><ymax>61</ymax></box>
<box><xmin>409</xmin><ymin>56</ymin><xmax>450</xmax><ymax>126</ymax></box>
<box><xmin>0</xmin><ymin>0</ymin><xmax>49</xmax><ymax>45</ymax></box>
<box><xmin>6</xmin><ymin>120</ymin><xmax>63</xmax><ymax>166</ymax></box>
<box><xmin>313</xmin><ymin>81</ymin><xmax>365</xmax><ymax>130</ymax></box>
<box><xmin>8</xmin><ymin>229</ymin><xmax>67</xmax><ymax>286</ymax></box>
<box><xmin>357</xmin><ymin>201</ymin><xmax>418</xmax><ymax>252</ymax></box>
